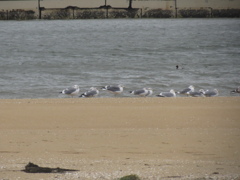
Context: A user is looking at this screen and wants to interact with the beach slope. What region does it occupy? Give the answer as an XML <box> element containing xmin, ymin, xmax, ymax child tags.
<box><xmin>0</xmin><ymin>97</ymin><xmax>240</xmax><ymax>179</ymax></box>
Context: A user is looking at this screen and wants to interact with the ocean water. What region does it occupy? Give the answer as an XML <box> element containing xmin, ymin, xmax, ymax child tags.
<box><xmin>0</xmin><ymin>19</ymin><xmax>239</xmax><ymax>99</ymax></box>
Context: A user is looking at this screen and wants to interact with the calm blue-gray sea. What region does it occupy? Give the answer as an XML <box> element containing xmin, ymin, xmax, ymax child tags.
<box><xmin>0</xmin><ymin>19</ymin><xmax>239</xmax><ymax>99</ymax></box>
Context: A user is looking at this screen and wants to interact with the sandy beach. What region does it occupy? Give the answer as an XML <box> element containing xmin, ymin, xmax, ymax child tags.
<box><xmin>0</xmin><ymin>97</ymin><xmax>240</xmax><ymax>180</ymax></box>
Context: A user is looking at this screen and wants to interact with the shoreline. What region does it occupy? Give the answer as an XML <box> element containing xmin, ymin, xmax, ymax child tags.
<box><xmin>0</xmin><ymin>97</ymin><xmax>240</xmax><ymax>179</ymax></box>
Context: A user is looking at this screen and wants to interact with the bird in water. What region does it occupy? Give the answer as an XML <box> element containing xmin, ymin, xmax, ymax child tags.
<box><xmin>101</xmin><ymin>85</ymin><xmax>124</xmax><ymax>96</ymax></box>
<box><xmin>202</xmin><ymin>89</ymin><xmax>219</xmax><ymax>97</ymax></box>
<box><xmin>79</xmin><ymin>87</ymin><xmax>99</xmax><ymax>98</ymax></box>
<box><xmin>231</xmin><ymin>87</ymin><xmax>240</xmax><ymax>93</ymax></box>
<box><xmin>177</xmin><ymin>85</ymin><xmax>194</xmax><ymax>95</ymax></box>
<box><xmin>186</xmin><ymin>89</ymin><xmax>205</xmax><ymax>97</ymax></box>
<box><xmin>60</xmin><ymin>85</ymin><xmax>80</xmax><ymax>98</ymax></box>
<box><xmin>156</xmin><ymin>89</ymin><xmax>176</xmax><ymax>97</ymax></box>
<box><xmin>146</xmin><ymin>88</ymin><xmax>153</xmax><ymax>96</ymax></box>
<box><xmin>129</xmin><ymin>88</ymin><xmax>153</xmax><ymax>97</ymax></box>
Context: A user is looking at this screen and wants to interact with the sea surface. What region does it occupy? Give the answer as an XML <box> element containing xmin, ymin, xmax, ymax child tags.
<box><xmin>0</xmin><ymin>19</ymin><xmax>239</xmax><ymax>99</ymax></box>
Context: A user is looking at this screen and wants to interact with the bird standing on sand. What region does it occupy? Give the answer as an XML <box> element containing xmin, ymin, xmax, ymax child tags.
<box><xmin>101</xmin><ymin>85</ymin><xmax>124</xmax><ymax>96</ymax></box>
<box><xmin>60</xmin><ymin>85</ymin><xmax>80</xmax><ymax>97</ymax></box>
<box><xmin>129</xmin><ymin>88</ymin><xmax>153</xmax><ymax>97</ymax></box>
<box><xmin>79</xmin><ymin>87</ymin><xmax>99</xmax><ymax>98</ymax></box>
<box><xmin>177</xmin><ymin>85</ymin><xmax>194</xmax><ymax>95</ymax></box>
<box><xmin>156</xmin><ymin>89</ymin><xmax>176</xmax><ymax>97</ymax></box>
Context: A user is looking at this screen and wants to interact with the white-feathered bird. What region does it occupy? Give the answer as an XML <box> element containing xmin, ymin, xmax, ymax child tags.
<box><xmin>129</xmin><ymin>87</ymin><xmax>152</xmax><ymax>97</ymax></box>
<box><xmin>101</xmin><ymin>85</ymin><xmax>124</xmax><ymax>95</ymax></box>
<box><xmin>186</xmin><ymin>89</ymin><xmax>205</xmax><ymax>97</ymax></box>
<box><xmin>202</xmin><ymin>89</ymin><xmax>219</xmax><ymax>97</ymax></box>
<box><xmin>60</xmin><ymin>85</ymin><xmax>80</xmax><ymax>97</ymax></box>
<box><xmin>80</xmin><ymin>87</ymin><xmax>99</xmax><ymax>98</ymax></box>
<box><xmin>156</xmin><ymin>89</ymin><xmax>176</xmax><ymax>97</ymax></box>
<box><xmin>177</xmin><ymin>85</ymin><xmax>194</xmax><ymax>95</ymax></box>
<box><xmin>146</xmin><ymin>88</ymin><xmax>153</xmax><ymax>96</ymax></box>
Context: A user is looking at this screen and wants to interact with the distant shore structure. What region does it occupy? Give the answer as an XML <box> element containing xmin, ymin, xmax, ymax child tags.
<box><xmin>0</xmin><ymin>0</ymin><xmax>240</xmax><ymax>20</ymax></box>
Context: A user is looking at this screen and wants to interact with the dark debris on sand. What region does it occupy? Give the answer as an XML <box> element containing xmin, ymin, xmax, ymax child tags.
<box><xmin>119</xmin><ymin>174</ymin><xmax>141</xmax><ymax>180</ymax></box>
<box><xmin>22</xmin><ymin>162</ymin><xmax>78</xmax><ymax>173</ymax></box>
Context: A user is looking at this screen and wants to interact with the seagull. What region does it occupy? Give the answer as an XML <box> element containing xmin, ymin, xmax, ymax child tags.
<box><xmin>156</xmin><ymin>89</ymin><xmax>176</xmax><ymax>97</ymax></box>
<box><xmin>202</xmin><ymin>89</ymin><xmax>219</xmax><ymax>97</ymax></box>
<box><xmin>79</xmin><ymin>87</ymin><xmax>99</xmax><ymax>98</ymax></box>
<box><xmin>231</xmin><ymin>87</ymin><xmax>240</xmax><ymax>93</ymax></box>
<box><xmin>186</xmin><ymin>89</ymin><xmax>205</xmax><ymax>97</ymax></box>
<box><xmin>60</xmin><ymin>85</ymin><xmax>80</xmax><ymax>97</ymax></box>
<box><xmin>129</xmin><ymin>88</ymin><xmax>152</xmax><ymax>97</ymax></box>
<box><xmin>101</xmin><ymin>85</ymin><xmax>124</xmax><ymax>96</ymax></box>
<box><xmin>177</xmin><ymin>85</ymin><xmax>194</xmax><ymax>95</ymax></box>
<box><xmin>146</xmin><ymin>88</ymin><xmax>153</xmax><ymax>96</ymax></box>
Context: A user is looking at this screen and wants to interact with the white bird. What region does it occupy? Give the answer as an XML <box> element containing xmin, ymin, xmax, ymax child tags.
<box><xmin>157</xmin><ymin>89</ymin><xmax>176</xmax><ymax>97</ymax></box>
<box><xmin>177</xmin><ymin>85</ymin><xmax>194</xmax><ymax>95</ymax></box>
<box><xmin>129</xmin><ymin>88</ymin><xmax>152</xmax><ymax>97</ymax></box>
<box><xmin>202</xmin><ymin>89</ymin><xmax>219</xmax><ymax>97</ymax></box>
<box><xmin>231</xmin><ymin>87</ymin><xmax>240</xmax><ymax>93</ymax></box>
<box><xmin>60</xmin><ymin>85</ymin><xmax>80</xmax><ymax>97</ymax></box>
<box><xmin>101</xmin><ymin>85</ymin><xmax>124</xmax><ymax>95</ymax></box>
<box><xmin>146</xmin><ymin>88</ymin><xmax>153</xmax><ymax>96</ymax></box>
<box><xmin>187</xmin><ymin>89</ymin><xmax>205</xmax><ymax>97</ymax></box>
<box><xmin>80</xmin><ymin>87</ymin><xmax>99</xmax><ymax>98</ymax></box>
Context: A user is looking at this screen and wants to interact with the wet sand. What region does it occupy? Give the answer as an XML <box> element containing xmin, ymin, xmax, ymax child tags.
<box><xmin>0</xmin><ymin>97</ymin><xmax>240</xmax><ymax>180</ymax></box>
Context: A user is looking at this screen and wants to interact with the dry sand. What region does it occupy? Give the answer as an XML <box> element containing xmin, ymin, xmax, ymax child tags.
<box><xmin>0</xmin><ymin>97</ymin><xmax>240</xmax><ymax>180</ymax></box>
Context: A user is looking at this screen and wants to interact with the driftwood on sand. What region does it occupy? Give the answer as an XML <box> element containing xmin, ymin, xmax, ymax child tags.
<box><xmin>22</xmin><ymin>162</ymin><xmax>78</xmax><ymax>173</ymax></box>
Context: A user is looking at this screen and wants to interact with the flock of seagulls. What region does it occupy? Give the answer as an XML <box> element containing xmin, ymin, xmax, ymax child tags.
<box><xmin>59</xmin><ymin>85</ymin><xmax>240</xmax><ymax>98</ymax></box>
